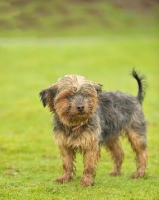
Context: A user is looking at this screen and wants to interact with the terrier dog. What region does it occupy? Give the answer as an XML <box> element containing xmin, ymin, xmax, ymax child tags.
<box><xmin>39</xmin><ymin>69</ymin><xmax>147</xmax><ymax>186</ymax></box>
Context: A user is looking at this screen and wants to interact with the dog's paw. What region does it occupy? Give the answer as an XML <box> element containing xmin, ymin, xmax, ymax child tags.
<box><xmin>109</xmin><ymin>170</ymin><xmax>121</xmax><ymax>176</ymax></box>
<box><xmin>55</xmin><ymin>175</ymin><xmax>72</xmax><ymax>183</ymax></box>
<box><xmin>131</xmin><ymin>172</ymin><xmax>145</xmax><ymax>179</ymax></box>
<box><xmin>80</xmin><ymin>176</ymin><xmax>94</xmax><ymax>186</ymax></box>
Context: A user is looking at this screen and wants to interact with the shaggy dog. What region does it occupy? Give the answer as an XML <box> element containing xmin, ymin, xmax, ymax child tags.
<box><xmin>39</xmin><ymin>69</ymin><xmax>147</xmax><ymax>186</ymax></box>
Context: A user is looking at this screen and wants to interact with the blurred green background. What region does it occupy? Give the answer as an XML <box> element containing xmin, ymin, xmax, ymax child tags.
<box><xmin>0</xmin><ymin>1</ymin><xmax>159</xmax><ymax>199</ymax></box>
<box><xmin>0</xmin><ymin>0</ymin><xmax>158</xmax><ymax>37</ymax></box>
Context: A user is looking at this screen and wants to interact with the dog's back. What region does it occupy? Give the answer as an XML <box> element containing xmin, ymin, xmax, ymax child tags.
<box><xmin>99</xmin><ymin>91</ymin><xmax>146</xmax><ymax>141</ymax></box>
<box><xmin>99</xmin><ymin>69</ymin><xmax>147</xmax><ymax>141</ymax></box>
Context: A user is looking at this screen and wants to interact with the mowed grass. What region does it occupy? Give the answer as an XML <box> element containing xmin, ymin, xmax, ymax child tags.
<box><xmin>0</xmin><ymin>35</ymin><xmax>159</xmax><ymax>200</ymax></box>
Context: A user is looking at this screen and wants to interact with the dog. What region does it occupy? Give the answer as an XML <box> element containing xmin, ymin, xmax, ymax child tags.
<box><xmin>39</xmin><ymin>69</ymin><xmax>147</xmax><ymax>186</ymax></box>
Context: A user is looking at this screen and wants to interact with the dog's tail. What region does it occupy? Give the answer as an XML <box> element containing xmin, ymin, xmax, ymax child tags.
<box><xmin>132</xmin><ymin>68</ymin><xmax>147</xmax><ymax>105</ymax></box>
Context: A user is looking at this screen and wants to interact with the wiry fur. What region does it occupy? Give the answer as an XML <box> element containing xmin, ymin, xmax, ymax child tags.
<box><xmin>39</xmin><ymin>70</ymin><xmax>147</xmax><ymax>186</ymax></box>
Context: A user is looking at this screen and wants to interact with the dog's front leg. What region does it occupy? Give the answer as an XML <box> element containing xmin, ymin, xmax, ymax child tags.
<box><xmin>56</xmin><ymin>146</ymin><xmax>75</xmax><ymax>183</ymax></box>
<box><xmin>81</xmin><ymin>146</ymin><xmax>100</xmax><ymax>186</ymax></box>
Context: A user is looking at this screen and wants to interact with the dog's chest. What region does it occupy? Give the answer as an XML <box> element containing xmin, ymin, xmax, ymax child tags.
<box><xmin>54</xmin><ymin>128</ymin><xmax>99</xmax><ymax>151</ymax></box>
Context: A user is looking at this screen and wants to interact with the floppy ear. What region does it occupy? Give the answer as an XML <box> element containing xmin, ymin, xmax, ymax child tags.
<box><xmin>92</xmin><ymin>82</ymin><xmax>102</xmax><ymax>96</ymax></box>
<box><xmin>39</xmin><ymin>84</ymin><xmax>58</xmax><ymax>112</ymax></box>
<box><xmin>39</xmin><ymin>89</ymin><xmax>47</xmax><ymax>107</ymax></box>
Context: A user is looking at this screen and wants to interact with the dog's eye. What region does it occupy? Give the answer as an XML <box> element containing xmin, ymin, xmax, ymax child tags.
<box><xmin>79</xmin><ymin>91</ymin><xmax>85</xmax><ymax>96</ymax></box>
<box><xmin>66</xmin><ymin>96</ymin><xmax>71</xmax><ymax>100</ymax></box>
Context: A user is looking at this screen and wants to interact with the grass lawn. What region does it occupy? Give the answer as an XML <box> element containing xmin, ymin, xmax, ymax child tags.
<box><xmin>0</xmin><ymin>34</ymin><xmax>159</xmax><ymax>199</ymax></box>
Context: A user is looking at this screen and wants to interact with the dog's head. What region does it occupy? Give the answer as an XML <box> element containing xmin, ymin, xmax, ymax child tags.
<box><xmin>39</xmin><ymin>75</ymin><xmax>102</xmax><ymax>127</ymax></box>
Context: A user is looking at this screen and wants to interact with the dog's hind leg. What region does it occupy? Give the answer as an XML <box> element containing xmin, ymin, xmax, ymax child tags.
<box><xmin>105</xmin><ymin>138</ymin><xmax>124</xmax><ymax>176</ymax></box>
<box><xmin>127</xmin><ymin>130</ymin><xmax>147</xmax><ymax>178</ymax></box>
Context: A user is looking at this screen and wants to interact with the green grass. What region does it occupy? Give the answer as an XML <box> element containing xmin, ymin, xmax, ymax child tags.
<box><xmin>0</xmin><ymin>35</ymin><xmax>159</xmax><ymax>199</ymax></box>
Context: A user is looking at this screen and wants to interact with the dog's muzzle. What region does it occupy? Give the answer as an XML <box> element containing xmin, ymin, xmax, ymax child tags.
<box><xmin>76</xmin><ymin>104</ymin><xmax>84</xmax><ymax>114</ymax></box>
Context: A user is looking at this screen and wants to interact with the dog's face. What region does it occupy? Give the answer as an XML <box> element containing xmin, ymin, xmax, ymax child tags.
<box><xmin>39</xmin><ymin>75</ymin><xmax>102</xmax><ymax>127</ymax></box>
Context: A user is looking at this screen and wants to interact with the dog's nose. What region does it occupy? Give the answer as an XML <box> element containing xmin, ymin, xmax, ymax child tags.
<box><xmin>77</xmin><ymin>104</ymin><xmax>84</xmax><ymax>112</ymax></box>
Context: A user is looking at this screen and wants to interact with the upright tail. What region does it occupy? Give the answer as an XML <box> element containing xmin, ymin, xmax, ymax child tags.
<box><xmin>132</xmin><ymin>68</ymin><xmax>147</xmax><ymax>105</ymax></box>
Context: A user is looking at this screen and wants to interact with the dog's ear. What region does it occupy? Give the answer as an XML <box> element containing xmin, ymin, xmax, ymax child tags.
<box><xmin>39</xmin><ymin>89</ymin><xmax>47</xmax><ymax>107</ymax></box>
<box><xmin>92</xmin><ymin>82</ymin><xmax>102</xmax><ymax>96</ymax></box>
<box><xmin>39</xmin><ymin>84</ymin><xmax>58</xmax><ymax>112</ymax></box>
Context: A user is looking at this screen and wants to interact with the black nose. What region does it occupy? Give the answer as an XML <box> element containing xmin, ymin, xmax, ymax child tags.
<box><xmin>77</xmin><ymin>104</ymin><xmax>84</xmax><ymax>112</ymax></box>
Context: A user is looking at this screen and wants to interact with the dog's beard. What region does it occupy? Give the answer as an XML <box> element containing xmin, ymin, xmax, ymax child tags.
<box><xmin>56</xmin><ymin>108</ymin><xmax>91</xmax><ymax>127</ymax></box>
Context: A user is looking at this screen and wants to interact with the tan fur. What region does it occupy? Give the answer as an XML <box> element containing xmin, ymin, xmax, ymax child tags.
<box><xmin>105</xmin><ymin>138</ymin><xmax>124</xmax><ymax>175</ymax></box>
<box><xmin>46</xmin><ymin>75</ymin><xmax>99</xmax><ymax>127</ymax></box>
<box><xmin>56</xmin><ymin>147</ymin><xmax>75</xmax><ymax>183</ymax></box>
<box><xmin>127</xmin><ymin>130</ymin><xmax>148</xmax><ymax>178</ymax></box>
<box><xmin>54</xmin><ymin>130</ymin><xmax>100</xmax><ymax>186</ymax></box>
<box><xmin>81</xmin><ymin>147</ymin><xmax>100</xmax><ymax>186</ymax></box>
<box><xmin>54</xmin><ymin>129</ymin><xmax>100</xmax><ymax>151</ymax></box>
